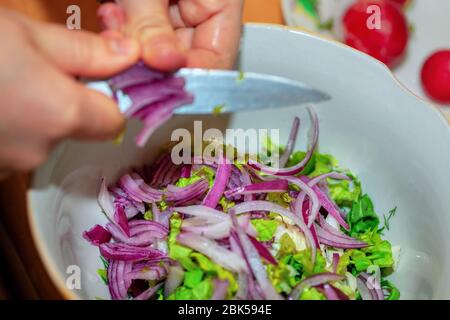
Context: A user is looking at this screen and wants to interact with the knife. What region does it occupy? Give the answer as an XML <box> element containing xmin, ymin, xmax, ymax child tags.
<box><xmin>86</xmin><ymin>68</ymin><xmax>331</xmax><ymax>114</ymax></box>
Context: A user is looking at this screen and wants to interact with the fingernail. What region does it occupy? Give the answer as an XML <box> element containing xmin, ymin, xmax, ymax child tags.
<box><xmin>109</xmin><ymin>37</ymin><xmax>133</xmax><ymax>55</ymax></box>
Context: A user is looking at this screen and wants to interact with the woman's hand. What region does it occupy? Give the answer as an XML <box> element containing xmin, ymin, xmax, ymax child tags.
<box><xmin>98</xmin><ymin>0</ymin><xmax>243</xmax><ymax>71</ymax></box>
<box><xmin>0</xmin><ymin>8</ymin><xmax>139</xmax><ymax>173</ymax></box>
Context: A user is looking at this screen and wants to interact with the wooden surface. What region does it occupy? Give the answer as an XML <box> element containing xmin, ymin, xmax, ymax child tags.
<box><xmin>0</xmin><ymin>0</ymin><xmax>284</xmax><ymax>300</ymax></box>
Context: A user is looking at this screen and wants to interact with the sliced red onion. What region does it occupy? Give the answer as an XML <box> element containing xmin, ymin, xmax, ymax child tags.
<box><xmin>211</xmin><ymin>279</ymin><xmax>229</xmax><ymax>300</ymax></box>
<box><xmin>100</xmin><ymin>243</ymin><xmax>166</xmax><ymax>262</ymax></box>
<box><xmin>128</xmin><ymin>265</ymin><xmax>167</xmax><ymax>281</ymax></box>
<box><xmin>177</xmin><ymin>232</ymin><xmax>247</xmax><ymax>273</ymax></box>
<box><xmin>123</xmin><ymin>77</ymin><xmax>186</xmax><ymax>117</ymax></box>
<box><xmin>114</xmin><ymin>205</ymin><xmax>130</xmax><ymax>237</ymax></box>
<box><xmin>166</xmin><ymin>179</ymin><xmax>209</xmax><ymax>202</ymax></box>
<box><xmin>239</xmin><ymin>166</ymin><xmax>254</xmax><ymax>202</ymax></box>
<box><xmin>181</xmin><ymin>214</ymin><xmax>255</xmax><ymax>240</ymax></box>
<box><xmin>109</xmin><ymin>62</ymin><xmax>166</xmax><ymax>90</ymax></box>
<box><xmin>134</xmin><ymin>283</ymin><xmax>164</xmax><ymax>301</ymax></box>
<box><xmin>164</xmin><ymin>265</ymin><xmax>184</xmax><ymax>298</ymax></box>
<box><xmin>203</xmin><ymin>156</ymin><xmax>232</xmax><ymax>208</ymax></box>
<box><xmin>298</xmin><ymin>199</ymin><xmax>320</xmax><ymax>248</ymax></box>
<box><xmin>285</xmin><ymin>176</ymin><xmax>320</xmax><ymax>229</ymax></box>
<box><xmin>332</xmin><ymin>253</ymin><xmax>340</xmax><ymax>273</ymax></box>
<box><xmin>108</xmin><ymin>260</ymin><xmax>133</xmax><ymax>300</ymax></box>
<box><xmin>173</xmin><ymin>205</ymin><xmax>228</xmax><ymax>223</ymax></box>
<box><xmin>148</xmin><ymin>152</ymin><xmax>180</xmax><ymax>188</ymax></box>
<box><xmin>109</xmin><ymin>63</ymin><xmax>194</xmax><ymax>147</ymax></box>
<box><xmin>98</xmin><ymin>177</ymin><xmax>116</xmax><ymax>222</ymax></box>
<box><xmin>106</xmin><ymin>220</ymin><xmax>168</xmax><ymax>247</ymax></box>
<box><xmin>229</xmin><ymin>213</ymin><xmax>282</xmax><ymax>300</ymax></box>
<box><xmin>279</xmin><ymin>117</ymin><xmax>300</xmax><ymax>168</ymax></box>
<box><xmin>298</xmin><ymin>176</ymin><xmax>349</xmax><ymax>230</ymax></box>
<box><xmin>180</xmin><ymin>165</ymin><xmax>192</xmax><ymax>178</ymax></box>
<box><xmin>359</xmin><ymin>272</ymin><xmax>384</xmax><ymax>300</ymax></box>
<box><xmin>224</xmin><ymin>180</ymin><xmax>289</xmax><ymax>198</ymax></box>
<box><xmin>98</xmin><ymin>177</ymin><xmax>130</xmax><ymax>236</ymax></box>
<box><xmin>248</xmin><ymin>107</ymin><xmax>318</xmax><ymax>176</ymax></box>
<box><xmin>82</xmin><ymin>225</ymin><xmax>111</xmax><ymax>246</ymax></box>
<box><xmin>318</xmin><ymin>215</ymin><xmax>358</xmax><ymax>242</ymax></box>
<box><xmin>316</xmin><ymin>225</ymin><xmax>368</xmax><ymax>249</ymax></box>
<box><xmin>231</xmin><ymin>200</ymin><xmax>316</xmax><ymax>263</ymax></box>
<box><xmin>290</xmin><ymin>272</ymin><xmax>344</xmax><ymax>300</ymax></box>
<box><xmin>134</xmin><ymin>92</ymin><xmax>194</xmax><ymax>147</ymax></box>
<box><xmin>110</xmin><ymin>186</ymin><xmax>146</xmax><ymax>219</ymax></box>
<box><xmin>120</xmin><ymin>174</ymin><xmax>162</xmax><ymax>203</ymax></box>
<box><xmin>323</xmin><ymin>284</ymin><xmax>340</xmax><ymax>300</ymax></box>
<box><xmin>356</xmin><ymin>276</ymin><xmax>374</xmax><ymax>300</ymax></box>
<box><xmin>248</xmin><ymin>235</ymin><xmax>277</xmax><ymax>265</ymax></box>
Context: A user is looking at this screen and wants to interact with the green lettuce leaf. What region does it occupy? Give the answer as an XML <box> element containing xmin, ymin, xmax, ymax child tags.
<box><xmin>277</xmin><ymin>233</ymin><xmax>297</xmax><ymax>258</ymax></box>
<box><xmin>251</xmin><ymin>219</ymin><xmax>279</xmax><ymax>242</ymax></box>
<box><xmin>299</xmin><ymin>287</ymin><xmax>326</xmax><ymax>300</ymax></box>
<box><xmin>381</xmin><ymin>280</ymin><xmax>400</xmax><ymax>300</ymax></box>
<box><xmin>184</xmin><ymin>269</ymin><xmax>204</xmax><ymax>289</ymax></box>
<box><xmin>346</xmin><ymin>194</ymin><xmax>380</xmax><ymax>237</ymax></box>
<box><xmin>175</xmin><ymin>175</ymin><xmax>202</xmax><ymax>187</ymax></box>
<box><xmin>338</xmin><ymin>229</ymin><xmax>394</xmax><ymax>273</ymax></box>
<box><xmin>328</xmin><ymin>176</ymin><xmax>361</xmax><ymax>208</ymax></box>
<box><xmin>268</xmin><ymin>248</ymin><xmax>326</xmax><ymax>294</ymax></box>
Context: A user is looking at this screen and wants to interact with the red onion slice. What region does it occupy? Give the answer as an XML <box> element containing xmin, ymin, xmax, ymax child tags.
<box><xmin>229</xmin><ymin>213</ymin><xmax>282</xmax><ymax>300</ymax></box>
<box><xmin>248</xmin><ymin>107</ymin><xmax>318</xmax><ymax>176</ymax></box>
<box><xmin>224</xmin><ymin>179</ymin><xmax>289</xmax><ymax>198</ymax></box>
<box><xmin>279</xmin><ymin>117</ymin><xmax>300</xmax><ymax>168</ymax></box>
<box><xmin>134</xmin><ymin>283</ymin><xmax>164</xmax><ymax>301</ymax></box>
<box><xmin>83</xmin><ymin>225</ymin><xmax>111</xmax><ymax>246</ymax></box>
<box><xmin>177</xmin><ymin>232</ymin><xmax>247</xmax><ymax>273</ymax></box>
<box><xmin>290</xmin><ymin>272</ymin><xmax>344</xmax><ymax>300</ymax></box>
<box><xmin>100</xmin><ymin>243</ymin><xmax>166</xmax><ymax>262</ymax></box>
<box><xmin>203</xmin><ymin>156</ymin><xmax>232</xmax><ymax>208</ymax></box>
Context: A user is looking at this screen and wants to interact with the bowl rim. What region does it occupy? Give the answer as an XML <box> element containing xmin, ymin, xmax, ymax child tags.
<box><xmin>26</xmin><ymin>22</ymin><xmax>450</xmax><ymax>300</ymax></box>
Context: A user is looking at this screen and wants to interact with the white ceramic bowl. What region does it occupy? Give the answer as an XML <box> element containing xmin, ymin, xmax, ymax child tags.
<box><xmin>28</xmin><ymin>24</ymin><xmax>450</xmax><ymax>300</ymax></box>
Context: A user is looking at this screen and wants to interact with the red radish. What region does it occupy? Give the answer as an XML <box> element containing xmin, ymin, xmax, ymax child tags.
<box><xmin>421</xmin><ymin>50</ymin><xmax>450</xmax><ymax>104</ymax></box>
<box><xmin>342</xmin><ymin>0</ymin><xmax>409</xmax><ymax>68</ymax></box>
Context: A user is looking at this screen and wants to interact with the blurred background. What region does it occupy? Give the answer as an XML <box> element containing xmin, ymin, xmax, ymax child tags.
<box><xmin>0</xmin><ymin>0</ymin><xmax>448</xmax><ymax>299</ymax></box>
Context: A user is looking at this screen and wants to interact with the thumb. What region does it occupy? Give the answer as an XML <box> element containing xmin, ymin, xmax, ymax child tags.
<box><xmin>118</xmin><ymin>0</ymin><xmax>186</xmax><ymax>71</ymax></box>
<box><xmin>30</xmin><ymin>23</ymin><xmax>140</xmax><ymax>78</ymax></box>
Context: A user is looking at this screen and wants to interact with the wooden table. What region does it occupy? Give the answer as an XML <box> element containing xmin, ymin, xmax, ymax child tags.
<box><xmin>0</xmin><ymin>0</ymin><xmax>285</xmax><ymax>299</ymax></box>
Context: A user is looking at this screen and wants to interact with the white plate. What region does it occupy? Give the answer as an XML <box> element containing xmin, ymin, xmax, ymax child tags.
<box><xmin>28</xmin><ymin>24</ymin><xmax>450</xmax><ymax>300</ymax></box>
<box><xmin>281</xmin><ymin>0</ymin><xmax>450</xmax><ymax>113</ymax></box>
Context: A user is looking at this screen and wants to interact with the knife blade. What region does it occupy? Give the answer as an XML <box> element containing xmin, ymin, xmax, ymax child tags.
<box><xmin>86</xmin><ymin>68</ymin><xmax>331</xmax><ymax>114</ymax></box>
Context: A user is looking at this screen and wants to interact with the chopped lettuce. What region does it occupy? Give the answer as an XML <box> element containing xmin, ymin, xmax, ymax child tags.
<box><xmin>308</xmin><ymin>153</ymin><xmax>338</xmax><ymax>178</ymax></box>
<box><xmin>346</xmin><ymin>194</ymin><xmax>380</xmax><ymax>237</ymax></box>
<box><xmin>277</xmin><ymin>233</ymin><xmax>297</xmax><ymax>257</ymax></box>
<box><xmin>381</xmin><ymin>280</ymin><xmax>400</xmax><ymax>300</ymax></box>
<box><xmin>167</xmin><ymin>214</ymin><xmax>237</xmax><ymax>299</ymax></box>
<box><xmin>300</xmin><ymin>287</ymin><xmax>326</xmax><ymax>300</ymax></box>
<box><xmin>328</xmin><ymin>176</ymin><xmax>361</xmax><ymax>208</ymax></box>
<box><xmin>175</xmin><ymin>175</ymin><xmax>202</xmax><ymax>187</ymax></box>
<box><xmin>143</xmin><ymin>209</ymin><xmax>153</xmax><ymax>221</ymax></box>
<box><xmin>184</xmin><ymin>269</ymin><xmax>204</xmax><ymax>288</ymax></box>
<box><xmin>251</xmin><ymin>219</ymin><xmax>279</xmax><ymax>242</ymax></box>
<box><xmin>268</xmin><ymin>247</ymin><xmax>327</xmax><ymax>294</ymax></box>
<box><xmin>338</xmin><ymin>229</ymin><xmax>394</xmax><ymax>274</ymax></box>
<box><xmin>219</xmin><ymin>197</ymin><xmax>235</xmax><ymax>212</ymax></box>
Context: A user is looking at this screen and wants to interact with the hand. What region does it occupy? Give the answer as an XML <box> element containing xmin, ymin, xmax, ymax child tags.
<box><xmin>0</xmin><ymin>8</ymin><xmax>139</xmax><ymax>173</ymax></box>
<box><xmin>97</xmin><ymin>0</ymin><xmax>243</xmax><ymax>71</ymax></box>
